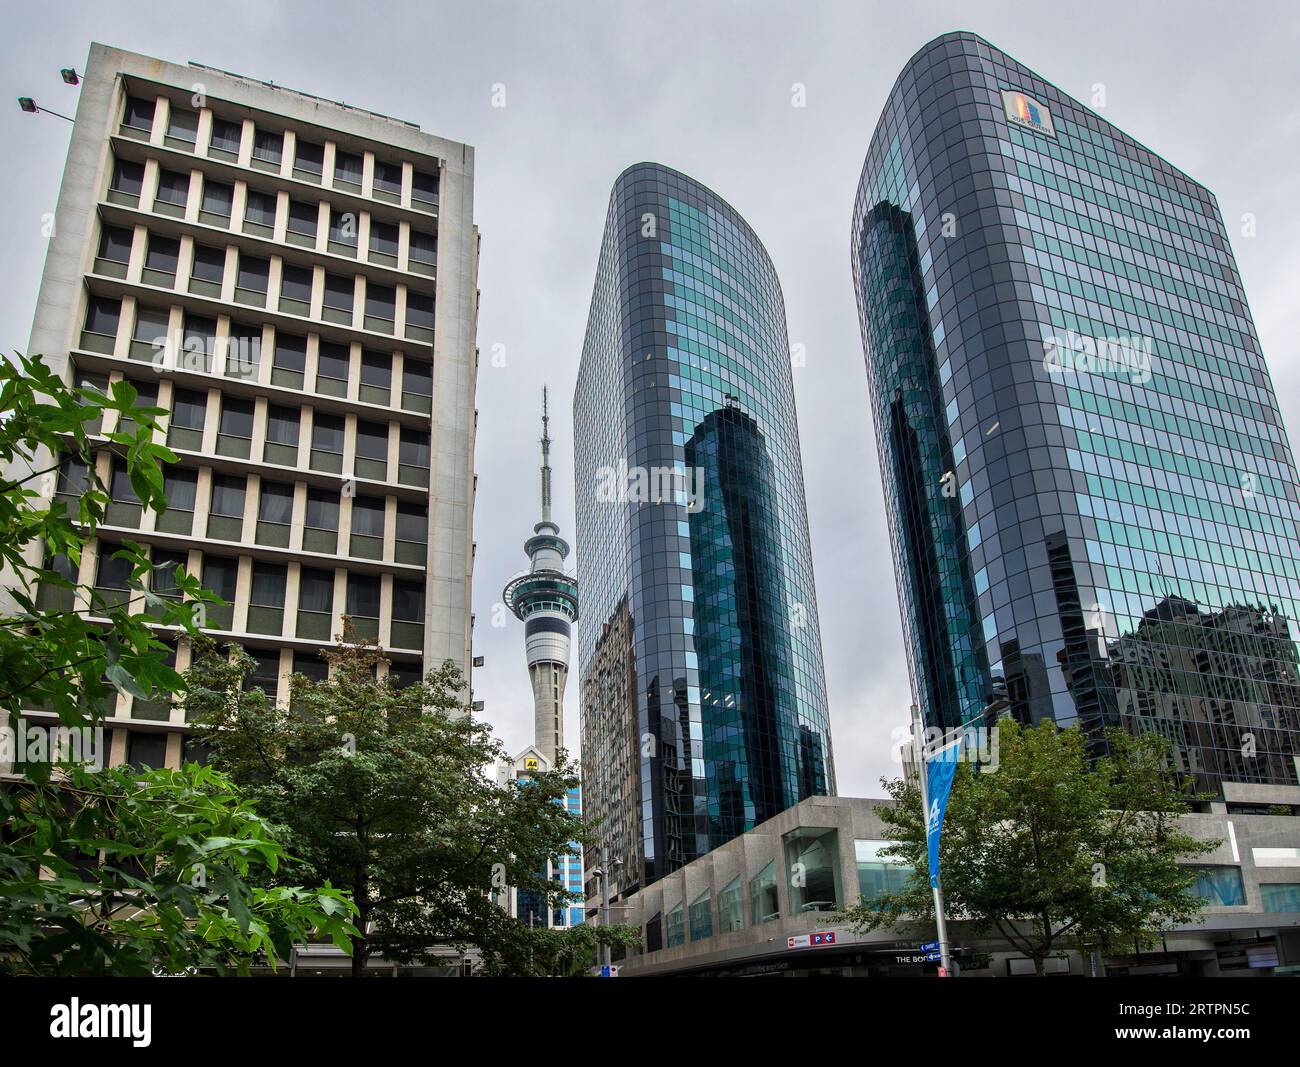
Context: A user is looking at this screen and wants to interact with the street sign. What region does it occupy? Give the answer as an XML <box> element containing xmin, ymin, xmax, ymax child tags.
<box><xmin>599</xmin><ymin>964</ymin><xmax>619</xmax><ymax>977</ymax></box>
<box><xmin>788</xmin><ymin>931</ymin><xmax>836</xmax><ymax>949</ymax></box>
<box><xmin>920</xmin><ymin>941</ymin><xmax>940</xmax><ymax>952</ymax></box>
<box><xmin>922</xmin><ymin>951</ymin><xmax>942</xmax><ymax>962</ymax></box>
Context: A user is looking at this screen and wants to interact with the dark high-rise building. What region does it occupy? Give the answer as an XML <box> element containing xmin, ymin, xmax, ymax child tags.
<box><xmin>575</xmin><ymin>163</ymin><xmax>834</xmax><ymax>898</ymax></box>
<box><xmin>853</xmin><ymin>32</ymin><xmax>1300</xmax><ymax>795</ymax></box>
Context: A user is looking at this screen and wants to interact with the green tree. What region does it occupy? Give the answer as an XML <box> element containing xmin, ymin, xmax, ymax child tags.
<box><xmin>0</xmin><ymin>352</ymin><xmax>358</xmax><ymax>974</ymax></box>
<box><xmin>0</xmin><ymin>762</ymin><xmax>356</xmax><ymax>975</ymax></box>
<box><xmin>840</xmin><ymin>719</ymin><xmax>1217</xmax><ymax>975</ymax></box>
<box><xmin>501</xmin><ymin>921</ymin><xmax>643</xmax><ymax>978</ymax></box>
<box><xmin>183</xmin><ymin>633</ymin><xmax>636</xmax><ymax>976</ymax></box>
<box><xmin>0</xmin><ymin>353</ymin><xmax>208</xmax><ymax>740</ymax></box>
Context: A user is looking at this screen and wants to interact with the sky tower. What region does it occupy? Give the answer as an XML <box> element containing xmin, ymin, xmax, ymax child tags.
<box><xmin>503</xmin><ymin>388</ymin><xmax>580</xmax><ymax>764</ymax></box>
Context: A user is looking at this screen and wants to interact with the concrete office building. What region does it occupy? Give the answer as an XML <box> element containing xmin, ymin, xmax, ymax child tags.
<box><xmin>15</xmin><ymin>43</ymin><xmax>479</xmax><ymax>768</ymax></box>
<box><xmin>574</xmin><ymin>163</ymin><xmax>835</xmax><ymax>909</ymax></box>
<box><xmin>852</xmin><ymin>32</ymin><xmax>1300</xmax><ymax>796</ymax></box>
<box><xmin>609</xmin><ymin>790</ymin><xmax>1300</xmax><ymax>977</ymax></box>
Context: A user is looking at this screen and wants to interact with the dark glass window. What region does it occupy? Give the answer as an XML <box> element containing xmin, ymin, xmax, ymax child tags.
<box><xmin>84</xmin><ymin>296</ymin><xmax>121</xmax><ymax>337</ymax></box>
<box><xmin>288</xmin><ymin>199</ymin><xmax>318</xmax><ymax>236</ymax></box>
<box><xmin>162</xmin><ymin>468</ymin><xmax>197</xmax><ymax>511</ymax></box>
<box><xmin>166</xmin><ymin>107</ymin><xmax>198</xmax><ymax>143</ymax></box>
<box><xmin>109</xmin><ymin>462</ymin><xmax>138</xmax><ymax>503</ymax></box>
<box><xmin>360</xmin><ymin>351</ymin><xmax>391</xmax><ymax>389</ymax></box>
<box><xmin>317</xmin><ymin>342</ymin><xmax>350</xmax><ymax>384</ymax></box>
<box><xmin>244</xmin><ymin>190</ymin><xmax>277</xmax><ymax>228</ymax></box>
<box><xmin>392</xmin><ymin>579</ymin><xmax>423</xmax><ymax>622</ymax></box>
<box><xmin>323</xmin><ymin>273</ymin><xmax>354</xmax><ymax>310</ymax></box>
<box><xmin>328</xmin><ymin>207</ymin><xmax>358</xmax><ymax>246</ymax></box>
<box><xmin>366</xmin><ymin>283</ymin><xmax>396</xmax><ymax>322</ymax></box>
<box><xmin>396</xmin><ymin>501</ymin><xmax>427</xmax><ymax>543</ymax></box>
<box><xmin>412</xmin><ymin>169</ymin><xmax>438</xmax><ymax>205</ymax></box>
<box><xmin>250</xmin><ymin>562</ymin><xmax>287</xmax><ymax>607</ymax></box>
<box><xmin>202</xmin><ymin>556</ymin><xmax>239</xmax><ymax>601</ymax></box>
<box><xmin>209</xmin><ymin>473</ymin><xmax>246</xmax><ymax>517</ymax></box>
<box><xmin>145</xmin><ymin>236</ymin><xmax>180</xmax><ymax>274</ymax></box>
<box><xmin>171</xmin><ymin>388</ymin><xmax>207</xmax><ymax>430</ymax></box>
<box><xmin>111</xmin><ymin>159</ymin><xmax>145</xmax><ymax>196</ymax></box>
<box><xmin>280</xmin><ymin>264</ymin><xmax>313</xmax><ymax>303</ymax></box>
<box><xmin>369</xmin><ymin>221</ymin><xmax>399</xmax><ymax>258</ymax></box>
<box><xmin>122</xmin><ymin>96</ymin><xmax>155</xmax><ymax>131</ymax></box>
<box><xmin>227</xmin><ymin>323</ymin><xmax>262</xmax><ymax>374</ymax></box>
<box><xmin>351</xmin><ymin>496</ymin><xmax>385</xmax><ymax>537</ymax></box>
<box><xmin>219</xmin><ymin>397</ymin><xmax>254</xmax><ymax>439</ymax></box>
<box><xmin>298</xmin><ymin>567</ymin><xmax>334</xmax><ymax>613</ymax></box>
<box><xmin>97</xmin><ymin>547</ymin><xmax>132</xmax><ymax>589</ymax></box>
<box><xmin>294</xmin><ymin>650</ymin><xmax>328</xmax><ymax>682</ymax></box>
<box><xmin>127</xmin><ymin>733</ymin><xmax>168</xmax><ymax>771</ymax></box>
<box><xmin>305</xmin><ymin>489</ymin><xmax>339</xmax><ymax>530</ymax></box>
<box><xmin>201</xmin><ymin>179</ymin><xmax>233</xmax><ymax>216</ymax></box>
<box><xmin>258</xmin><ymin>481</ymin><xmax>294</xmax><ymax>524</ymax></box>
<box><xmin>333</xmin><ymin>150</ymin><xmax>363</xmax><ymax>186</ymax></box>
<box><xmin>372</xmin><ymin>161</ymin><xmax>402</xmax><ymax>196</ymax></box>
<box><xmin>295</xmin><ymin>140</ymin><xmax>324</xmax><ymax>176</ymax></box>
<box><xmin>152</xmin><ymin>549</ymin><xmax>188</xmax><ymax>597</ymax></box>
<box><xmin>403</xmin><ymin>359</ymin><xmax>432</xmax><ymax>397</ymax></box>
<box><xmin>400</xmin><ymin>427</ymin><xmax>430</xmax><ymax>467</ymax></box>
<box><xmin>98</xmin><ymin>224</ymin><xmax>133</xmax><ymax>263</ymax></box>
<box><xmin>355</xmin><ymin>419</ymin><xmax>388</xmax><ymax>460</ymax></box>
<box><xmin>183</xmin><ymin>313</ymin><xmax>217</xmax><ymax>356</ymax></box>
<box><xmin>208</xmin><ymin>118</ymin><xmax>242</xmax><ymax>154</ymax></box>
<box><xmin>132</xmin><ymin>306</ymin><xmax>170</xmax><ymax>345</ymax></box>
<box><xmin>110</xmin><ymin>160</ymin><xmax>144</xmax><ymax>197</ymax></box>
<box><xmin>346</xmin><ymin>574</ymin><xmax>381</xmax><ymax>619</ymax></box>
<box><xmin>191</xmin><ymin>243</ymin><xmax>226</xmax><ymax>283</ymax></box>
<box><xmin>312</xmin><ymin>413</ymin><xmax>345</xmax><ymax>454</ymax></box>
<box><xmin>57</xmin><ymin>455</ymin><xmax>90</xmax><ymax>496</ymax></box>
<box><xmin>406</xmin><ymin>292</ymin><xmax>434</xmax><ymax>330</ymax></box>
<box><xmin>237</xmin><ymin>255</ymin><xmax>269</xmax><ymax>293</ymax></box>
<box><xmin>155</xmin><ymin>169</ymin><xmax>190</xmax><ymax>206</ymax></box>
<box><xmin>409</xmin><ymin>231</ymin><xmax>436</xmax><ymax>265</ymax></box>
<box><xmin>266</xmin><ymin>405</ymin><xmax>299</xmax><ymax>445</ymax></box>
<box><xmin>274</xmin><ymin>333</ymin><xmax>307</xmax><ymax>372</ymax></box>
<box><xmin>252</xmin><ymin>130</ymin><xmax>283</xmax><ymax>165</ymax></box>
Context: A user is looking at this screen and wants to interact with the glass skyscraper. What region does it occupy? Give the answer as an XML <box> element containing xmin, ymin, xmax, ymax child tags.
<box><xmin>853</xmin><ymin>32</ymin><xmax>1300</xmax><ymax>794</ymax></box>
<box><xmin>575</xmin><ymin>163</ymin><xmax>834</xmax><ymax>895</ymax></box>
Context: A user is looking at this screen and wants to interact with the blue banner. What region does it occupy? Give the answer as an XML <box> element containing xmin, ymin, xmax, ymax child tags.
<box><xmin>925</xmin><ymin>749</ymin><xmax>959</xmax><ymax>889</ymax></box>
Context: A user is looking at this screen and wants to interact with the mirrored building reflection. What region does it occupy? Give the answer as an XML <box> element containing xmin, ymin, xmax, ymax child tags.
<box><xmin>853</xmin><ymin>32</ymin><xmax>1300</xmax><ymax>796</ymax></box>
<box><xmin>575</xmin><ymin>163</ymin><xmax>834</xmax><ymax>900</ymax></box>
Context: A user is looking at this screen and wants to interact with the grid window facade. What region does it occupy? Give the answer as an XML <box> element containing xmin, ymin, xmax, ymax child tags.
<box><xmin>852</xmin><ymin>32</ymin><xmax>1300</xmax><ymax>793</ymax></box>
<box><xmin>575</xmin><ymin>163</ymin><xmax>835</xmax><ymax>888</ymax></box>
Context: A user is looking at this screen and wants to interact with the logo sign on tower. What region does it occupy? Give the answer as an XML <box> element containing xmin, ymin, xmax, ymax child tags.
<box><xmin>1001</xmin><ymin>89</ymin><xmax>1055</xmax><ymax>137</ymax></box>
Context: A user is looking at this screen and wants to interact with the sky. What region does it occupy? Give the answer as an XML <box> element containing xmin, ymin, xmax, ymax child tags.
<box><xmin>3</xmin><ymin>0</ymin><xmax>1299</xmax><ymax>797</ymax></box>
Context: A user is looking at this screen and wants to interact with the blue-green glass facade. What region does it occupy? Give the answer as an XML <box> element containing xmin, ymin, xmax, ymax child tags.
<box><xmin>853</xmin><ymin>32</ymin><xmax>1300</xmax><ymax>794</ymax></box>
<box><xmin>576</xmin><ymin>163</ymin><xmax>834</xmax><ymax>888</ymax></box>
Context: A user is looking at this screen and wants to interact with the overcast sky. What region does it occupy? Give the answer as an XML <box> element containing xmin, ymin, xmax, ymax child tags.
<box><xmin>4</xmin><ymin>0</ymin><xmax>1298</xmax><ymax>796</ymax></box>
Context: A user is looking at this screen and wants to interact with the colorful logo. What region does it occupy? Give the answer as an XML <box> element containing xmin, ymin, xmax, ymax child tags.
<box><xmin>1001</xmin><ymin>89</ymin><xmax>1056</xmax><ymax>138</ymax></box>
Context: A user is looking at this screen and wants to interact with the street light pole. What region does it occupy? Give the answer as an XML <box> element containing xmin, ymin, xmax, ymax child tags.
<box><xmin>599</xmin><ymin>842</ymin><xmax>611</xmax><ymax>970</ymax></box>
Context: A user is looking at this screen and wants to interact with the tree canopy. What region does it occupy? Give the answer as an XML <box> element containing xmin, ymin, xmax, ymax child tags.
<box><xmin>840</xmin><ymin>719</ymin><xmax>1217</xmax><ymax>975</ymax></box>
<box><xmin>183</xmin><ymin>633</ymin><xmax>636</xmax><ymax>975</ymax></box>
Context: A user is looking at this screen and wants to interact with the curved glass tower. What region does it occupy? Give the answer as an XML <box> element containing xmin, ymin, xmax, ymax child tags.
<box><xmin>853</xmin><ymin>32</ymin><xmax>1300</xmax><ymax>794</ymax></box>
<box><xmin>576</xmin><ymin>163</ymin><xmax>834</xmax><ymax>893</ymax></box>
